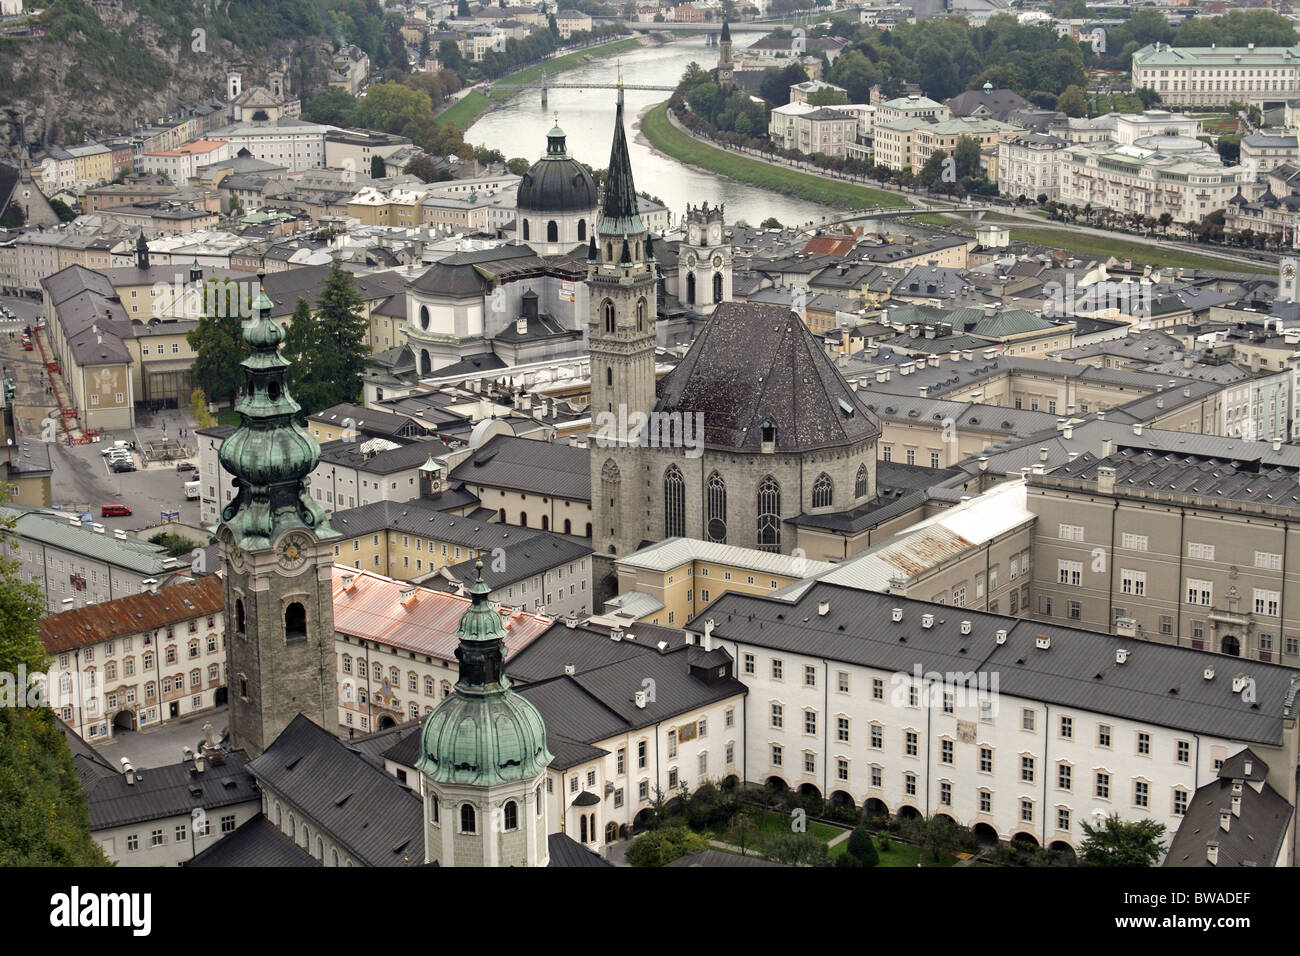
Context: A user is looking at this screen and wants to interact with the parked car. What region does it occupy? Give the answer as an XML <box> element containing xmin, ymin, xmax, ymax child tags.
<box><xmin>111</xmin><ymin>462</ymin><xmax>136</xmax><ymax>473</ymax></box>
<box><xmin>176</xmin><ymin>462</ymin><xmax>197</xmax><ymax>473</ymax></box>
<box><xmin>100</xmin><ymin>504</ymin><xmax>132</xmax><ymax>517</ymax></box>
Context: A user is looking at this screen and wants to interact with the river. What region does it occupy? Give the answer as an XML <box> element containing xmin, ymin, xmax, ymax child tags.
<box><xmin>466</xmin><ymin>36</ymin><xmax>840</xmax><ymax>229</ymax></box>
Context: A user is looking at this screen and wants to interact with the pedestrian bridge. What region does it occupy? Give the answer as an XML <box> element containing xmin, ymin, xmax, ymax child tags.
<box><xmin>492</xmin><ymin>82</ymin><xmax>676</xmax><ymax>91</ymax></box>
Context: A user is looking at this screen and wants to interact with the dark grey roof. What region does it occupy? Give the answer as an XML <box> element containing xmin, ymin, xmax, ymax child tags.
<box><xmin>548</xmin><ymin>832</ymin><xmax>613</xmax><ymax>867</ymax></box>
<box><xmin>329</xmin><ymin>497</ymin><xmax>535</xmax><ymax>550</ymax></box>
<box><xmin>947</xmin><ymin>88</ymin><xmax>1032</xmax><ymax>119</ymax></box>
<box><xmin>450</xmin><ymin>433</ymin><xmax>591</xmax><ymax>501</ymax></box>
<box><xmin>82</xmin><ymin>751</ymin><xmax>256</xmax><ymax>831</ymax></box>
<box><xmin>518</xmin><ymin>134</ymin><xmax>599</xmax><ymax>214</ymax></box>
<box><xmin>186</xmin><ymin>814</ymin><xmax>322</xmax><ymax>867</ymax></box>
<box><xmin>656</xmin><ymin>301</ymin><xmax>880</xmax><ymax>452</ymax></box>
<box><xmin>1165</xmin><ymin>750</ymin><xmax>1294</xmax><ymax>867</ymax></box>
<box><xmin>428</xmin><ymin>352</ymin><xmax>507</xmax><ymax>377</ymax></box>
<box><xmin>440</xmin><ymin>534</ymin><xmax>593</xmax><ymax>589</ymax></box>
<box><xmin>318</xmin><ymin>437</ymin><xmax>438</xmax><ymax>475</ymax></box>
<box><xmin>692</xmin><ymin>584</ymin><xmax>1300</xmax><ymax>746</ymax></box>
<box><xmin>246</xmin><ymin>715</ymin><xmax>422</xmax><ymax>867</ymax></box>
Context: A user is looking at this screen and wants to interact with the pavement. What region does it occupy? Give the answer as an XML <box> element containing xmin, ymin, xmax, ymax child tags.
<box><xmin>92</xmin><ymin>704</ymin><xmax>230</xmax><ymax>770</ymax></box>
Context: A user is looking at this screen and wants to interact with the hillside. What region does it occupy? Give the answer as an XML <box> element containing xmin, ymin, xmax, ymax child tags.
<box><xmin>0</xmin><ymin>0</ymin><xmax>398</xmax><ymax>151</ymax></box>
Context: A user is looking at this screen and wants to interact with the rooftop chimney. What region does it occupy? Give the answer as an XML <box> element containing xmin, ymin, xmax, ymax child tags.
<box><xmin>1206</xmin><ymin>842</ymin><xmax>1219</xmax><ymax>866</ymax></box>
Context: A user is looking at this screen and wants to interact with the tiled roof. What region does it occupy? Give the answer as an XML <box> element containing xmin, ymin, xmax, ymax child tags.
<box><xmin>83</xmin><ymin>751</ymin><xmax>256</xmax><ymax>831</ymax></box>
<box><xmin>450</xmin><ymin>433</ymin><xmax>591</xmax><ymax>501</ymax></box>
<box><xmin>40</xmin><ymin>577</ymin><xmax>222</xmax><ymax>654</ymax></box>
<box><xmin>187</xmin><ymin>814</ymin><xmax>322</xmax><ymax>867</ymax></box>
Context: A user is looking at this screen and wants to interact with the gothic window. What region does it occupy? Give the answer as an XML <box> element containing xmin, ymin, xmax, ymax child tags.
<box><xmin>420</xmin><ymin>349</ymin><xmax>431</xmax><ymax>375</ymax></box>
<box><xmin>578</xmin><ymin>219</ymin><xmax>586</xmax><ymax>241</ymax></box>
<box><xmin>812</xmin><ymin>473</ymin><xmax>833</xmax><ymax>509</ymax></box>
<box><xmin>686</xmin><ymin>272</ymin><xmax>696</xmax><ymax>305</ymax></box>
<box><xmin>234</xmin><ymin>599</ymin><xmax>245</xmax><ymax>635</ymax></box>
<box><xmin>504</xmin><ymin>801</ymin><xmax>518</xmax><ymax>831</ymax></box>
<box><xmin>855</xmin><ymin>463</ymin><xmax>869</xmax><ymax>499</ymax></box>
<box><xmin>602</xmin><ymin>299</ymin><xmax>615</xmax><ymax>334</ymax></box>
<box><xmin>284</xmin><ymin>602</ymin><xmax>306</xmax><ymax>641</ymax></box>
<box><xmin>547</xmin><ymin>220</ymin><xmax>558</xmax><ymax>243</ymax></box>
<box><xmin>460</xmin><ymin>804</ymin><xmax>477</xmax><ymax>834</ymax></box>
<box><xmin>636</xmin><ymin>297</ymin><xmax>646</xmax><ymax>331</ymax></box>
<box><xmin>606</xmin><ymin>242</ymin><xmax>613</xmax><ymax>261</ymax></box>
<box><xmin>707</xmin><ymin>471</ymin><xmax>727</xmax><ymax>543</ymax></box>
<box><xmin>522</xmin><ymin>220</ymin><xmax>530</xmax><ymax>241</ymax></box>
<box><xmin>757</xmin><ymin>475</ymin><xmax>781</xmax><ymax>553</ymax></box>
<box><xmin>713</xmin><ymin>271</ymin><xmax>723</xmax><ymax>303</ymax></box>
<box><xmin>664</xmin><ymin>465</ymin><xmax>685</xmax><ymax>538</ymax></box>
<box><xmin>634</xmin><ymin>241</ymin><xmax>641</xmax><ymax>260</ymax></box>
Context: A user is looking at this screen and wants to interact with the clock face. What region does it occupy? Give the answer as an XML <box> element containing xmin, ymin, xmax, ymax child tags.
<box><xmin>712</xmin><ymin>255</ymin><xmax>723</xmax><ymax>268</ymax></box>
<box><xmin>278</xmin><ymin>533</ymin><xmax>310</xmax><ymax>571</ymax></box>
<box><xmin>687</xmin><ymin>254</ymin><xmax>697</xmax><ymax>268</ymax></box>
<box><xmin>1285</xmin><ymin>264</ymin><xmax>1296</xmax><ymax>279</ymax></box>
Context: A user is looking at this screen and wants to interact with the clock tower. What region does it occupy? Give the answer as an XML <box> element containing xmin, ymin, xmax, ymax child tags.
<box><xmin>1281</xmin><ymin>256</ymin><xmax>1298</xmax><ymax>304</ymax></box>
<box><xmin>680</xmin><ymin>201</ymin><xmax>732</xmax><ymax>316</ymax></box>
<box><xmin>218</xmin><ymin>272</ymin><xmax>340</xmax><ymax>757</ymax></box>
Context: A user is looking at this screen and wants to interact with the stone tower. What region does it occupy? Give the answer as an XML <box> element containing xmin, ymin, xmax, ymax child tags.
<box><xmin>680</xmin><ymin>201</ymin><xmax>732</xmax><ymax>316</ymax></box>
<box><xmin>587</xmin><ymin>83</ymin><xmax>659</xmax><ymax>597</ymax></box>
<box><xmin>718</xmin><ymin>18</ymin><xmax>734</xmax><ymax>89</ymax></box>
<box><xmin>416</xmin><ymin>562</ymin><xmax>552</xmax><ymax>867</ymax></box>
<box><xmin>218</xmin><ymin>273</ymin><xmax>340</xmax><ymax>757</ymax></box>
<box><xmin>1280</xmin><ymin>256</ymin><xmax>1298</xmax><ymax>303</ymax></box>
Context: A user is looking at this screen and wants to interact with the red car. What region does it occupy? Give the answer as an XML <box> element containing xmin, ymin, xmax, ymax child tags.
<box><xmin>100</xmin><ymin>504</ymin><xmax>132</xmax><ymax>517</ymax></box>
<box><xmin>21</xmin><ymin>342</ymin><xmax>32</xmax><ymax>351</ymax></box>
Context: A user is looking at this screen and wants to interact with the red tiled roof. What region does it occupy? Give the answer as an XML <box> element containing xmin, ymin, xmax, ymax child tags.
<box><xmin>40</xmin><ymin>576</ymin><xmax>223</xmax><ymax>654</ymax></box>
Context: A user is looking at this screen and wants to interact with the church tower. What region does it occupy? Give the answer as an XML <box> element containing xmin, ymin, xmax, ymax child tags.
<box><xmin>588</xmin><ymin>83</ymin><xmax>659</xmax><ymax>594</ymax></box>
<box><xmin>680</xmin><ymin>201</ymin><xmax>732</xmax><ymax>316</ymax></box>
<box><xmin>218</xmin><ymin>273</ymin><xmax>340</xmax><ymax>757</ymax></box>
<box><xmin>718</xmin><ymin>18</ymin><xmax>734</xmax><ymax>89</ymax></box>
<box><xmin>417</xmin><ymin>562</ymin><xmax>552</xmax><ymax>867</ymax></box>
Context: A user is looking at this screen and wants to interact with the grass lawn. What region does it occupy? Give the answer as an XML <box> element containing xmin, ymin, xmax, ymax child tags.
<box><xmin>442</xmin><ymin>37</ymin><xmax>645</xmax><ymax>132</ymax></box>
<box><xmin>641</xmin><ymin>101</ymin><xmax>904</xmax><ymax>211</ymax></box>
<box><xmin>998</xmin><ymin>225</ymin><xmax>1272</xmax><ymax>274</ymax></box>
<box><xmin>215</xmin><ymin>409</ymin><xmax>240</xmax><ymax>427</ymax></box>
<box><xmin>874</xmin><ymin>841</ymin><xmax>958</xmax><ymax>867</ymax></box>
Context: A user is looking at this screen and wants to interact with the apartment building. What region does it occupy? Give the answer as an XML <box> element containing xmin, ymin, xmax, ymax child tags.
<box><xmin>1029</xmin><ymin>445</ymin><xmax>1300</xmax><ymax>669</ymax></box>
<box><xmin>693</xmin><ymin>583</ymin><xmax>1300</xmax><ymax>860</ymax></box>
<box><xmin>998</xmin><ymin>133</ymin><xmax>1067</xmax><ymax>202</ymax></box>
<box><xmin>1132</xmin><ymin>42</ymin><xmax>1300</xmax><ymax>109</ymax></box>
<box><xmin>40</xmin><ymin>576</ymin><xmax>226</xmax><ymax>740</ymax></box>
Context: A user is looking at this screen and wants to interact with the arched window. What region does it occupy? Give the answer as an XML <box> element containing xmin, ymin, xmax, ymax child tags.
<box><xmin>284</xmin><ymin>602</ymin><xmax>306</xmax><ymax>641</ymax></box>
<box><xmin>585</xmin><ymin>522</ymin><xmax>592</xmax><ymax>536</ymax></box>
<box><xmin>332</xmin><ymin>849</ymin><xmax>339</xmax><ymax>867</ymax></box>
<box><xmin>636</xmin><ymin>297</ymin><xmax>646</xmax><ymax>331</ymax></box>
<box><xmin>542</xmin><ymin>515</ymin><xmax>549</xmax><ymax>531</ymax></box>
<box><xmin>634</xmin><ymin>241</ymin><xmax>641</xmax><ymax>260</ymax></box>
<box><xmin>812</xmin><ymin>472</ymin><xmax>833</xmax><ymax>509</ymax></box>
<box><xmin>713</xmin><ymin>271</ymin><xmax>723</xmax><ymax>303</ymax></box>
<box><xmin>234</xmin><ymin>599</ymin><xmax>245</xmax><ymax>635</ymax></box>
<box><xmin>504</xmin><ymin>801</ymin><xmax>518</xmax><ymax>831</ymax></box>
<box><xmin>707</xmin><ymin>471</ymin><xmax>727</xmax><ymax>543</ymax></box>
<box><xmin>606</xmin><ymin>242</ymin><xmax>613</xmax><ymax>261</ymax></box>
<box><xmin>522</xmin><ymin>220</ymin><xmax>530</xmax><ymax>241</ymax></box>
<box><xmin>276</xmin><ymin>802</ymin><xmax>282</xmax><ymax>826</ymax></box>
<box><xmin>606</xmin><ymin>366</ymin><xmax>613</xmax><ymax>387</ymax></box>
<box><xmin>855</xmin><ymin>463</ymin><xmax>869</xmax><ymax>499</ymax></box>
<box><xmin>564</xmin><ymin>518</ymin><xmax>572</xmax><ymax>534</ymax></box>
<box><xmin>1222</xmin><ymin>635</ymin><xmax>1241</xmax><ymax>657</ymax></box>
<box><xmin>519</xmin><ymin>511</ymin><xmax>528</xmax><ymax>527</ymax></box>
<box><xmin>757</xmin><ymin>475</ymin><xmax>782</xmax><ymax>553</ymax></box>
<box><xmin>578</xmin><ymin>219</ymin><xmax>586</xmax><ymax>241</ymax></box>
<box><xmin>302</xmin><ymin>824</ymin><xmax>309</xmax><ymax>849</ymax></box>
<box><xmin>664</xmin><ymin>465</ymin><xmax>685</xmax><ymax>538</ymax></box>
<box><xmin>580</xmin><ymin>814</ymin><xmax>588</xmax><ymax>843</ymax></box>
<box><xmin>601</xmin><ymin>459</ymin><xmax>620</xmax><ymax>511</ymax></box>
<box><xmin>289</xmin><ymin>814</ymin><xmax>296</xmax><ymax>840</ymax></box>
<box><xmin>461</xmin><ymin>804</ymin><xmax>477</xmax><ymax>834</ymax></box>
<box><xmin>686</xmin><ymin>272</ymin><xmax>696</xmax><ymax>305</ymax></box>
<box><xmin>419</xmin><ymin>305</ymin><xmax>430</xmax><ymax>330</ymax></box>
<box><xmin>547</xmin><ymin>220</ymin><xmax>558</xmax><ymax>243</ymax></box>
<box><xmin>602</xmin><ymin>299</ymin><xmax>615</xmax><ymax>334</ymax></box>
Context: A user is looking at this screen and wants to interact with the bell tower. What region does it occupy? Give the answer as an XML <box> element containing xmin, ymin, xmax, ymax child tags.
<box><xmin>588</xmin><ymin>83</ymin><xmax>658</xmax><ymax>594</ymax></box>
<box><xmin>680</xmin><ymin>201</ymin><xmax>732</xmax><ymax>316</ymax></box>
<box><xmin>218</xmin><ymin>273</ymin><xmax>340</xmax><ymax>757</ymax></box>
<box><xmin>718</xmin><ymin>18</ymin><xmax>734</xmax><ymax>89</ymax></box>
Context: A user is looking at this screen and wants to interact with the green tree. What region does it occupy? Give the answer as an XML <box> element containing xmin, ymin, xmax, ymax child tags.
<box><xmin>1057</xmin><ymin>84</ymin><xmax>1087</xmax><ymax>118</ymax></box>
<box><xmin>764</xmin><ymin>831</ymin><xmax>829</xmax><ymax>866</ymax></box>
<box><xmin>0</xmin><ymin>510</ymin><xmax>109</xmax><ymax>866</ymax></box>
<box><xmin>49</xmin><ymin>198</ymin><xmax>77</xmax><ymax>222</ymax></box>
<box><xmin>304</xmin><ymin>86</ymin><xmax>358</xmax><ymax>127</ymax></box>
<box><xmin>808</xmin><ymin>87</ymin><xmax>849</xmax><ymax>106</ymax></box>
<box><xmin>370</xmin><ymin>154</ymin><xmax>387</xmax><ymax>178</ymax></box>
<box><xmin>356</xmin><ymin>82</ymin><xmax>433</xmax><ymax>134</ymax></box>
<box><xmin>918</xmin><ymin>148</ymin><xmax>949</xmax><ymax>190</ymax></box>
<box><xmin>1080</xmin><ymin>813</ymin><xmax>1166</xmax><ymax>867</ymax></box>
<box><xmin>760</xmin><ymin>217</ymin><xmax>783</xmax><ymax>229</ymax></box>
<box><xmin>188</xmin><ymin>387</ymin><xmax>217</xmax><ymax>429</ymax></box>
<box><xmin>953</xmin><ymin>135</ymin><xmax>981</xmax><ymax>179</ymax></box>
<box><xmin>187</xmin><ymin>285</ymin><xmax>250</xmax><ymax>406</ymax></box>
<box><xmin>625</xmin><ymin>826</ymin><xmax>709</xmax><ymax>866</ymax></box>
<box><xmin>1217</xmin><ymin>134</ymin><xmax>1242</xmax><ymax>165</ymax></box>
<box><xmin>724</xmin><ymin>813</ymin><xmax>759</xmax><ymax>856</ymax></box>
<box><xmin>845</xmin><ymin>826</ymin><xmax>879</xmax><ymax>867</ymax></box>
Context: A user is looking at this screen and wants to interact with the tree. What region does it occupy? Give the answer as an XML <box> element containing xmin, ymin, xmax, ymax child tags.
<box><xmin>49</xmin><ymin>198</ymin><xmax>76</xmax><ymax>222</ymax></box>
<box><xmin>187</xmin><ymin>285</ymin><xmax>250</xmax><ymax>406</ymax></box>
<box><xmin>760</xmin><ymin>217</ymin><xmax>783</xmax><ymax>229</ymax></box>
<box><xmin>188</xmin><ymin>387</ymin><xmax>217</xmax><ymax>429</ymax></box>
<box><xmin>370</xmin><ymin>154</ymin><xmax>387</xmax><ymax>178</ymax></box>
<box><xmin>764</xmin><ymin>831</ymin><xmax>829</xmax><ymax>866</ymax></box>
<box><xmin>0</xmin><ymin>509</ymin><xmax>109</xmax><ymax>866</ymax></box>
<box><xmin>953</xmin><ymin>135</ymin><xmax>981</xmax><ymax>180</ymax></box>
<box><xmin>1079</xmin><ymin>813</ymin><xmax>1167</xmax><ymax>867</ymax></box>
<box><xmin>405</xmin><ymin>154</ymin><xmax>451</xmax><ymax>182</ymax></box>
<box><xmin>1057</xmin><ymin>84</ymin><xmax>1087</xmax><ymax>118</ymax></box>
<box><xmin>724</xmin><ymin>813</ymin><xmax>759</xmax><ymax>856</ymax></box>
<box><xmin>356</xmin><ymin>82</ymin><xmax>433</xmax><ymax>134</ymax></box>
<box><xmin>844</xmin><ymin>826</ymin><xmax>879</xmax><ymax>867</ymax></box>
<box><xmin>1217</xmin><ymin>134</ymin><xmax>1242</xmax><ymax>165</ymax></box>
<box><xmin>808</xmin><ymin>87</ymin><xmax>849</xmax><ymax>106</ymax></box>
<box><xmin>284</xmin><ymin>268</ymin><xmax>370</xmax><ymax>417</ymax></box>
<box><xmin>506</xmin><ymin>157</ymin><xmax>531</xmax><ymax>175</ymax></box>
<box><xmin>305</xmin><ymin>87</ymin><xmax>358</xmax><ymax>127</ymax></box>
<box><xmin>625</xmin><ymin>826</ymin><xmax>709</xmax><ymax>866</ymax></box>
<box><xmin>918</xmin><ymin>148</ymin><xmax>949</xmax><ymax>190</ymax></box>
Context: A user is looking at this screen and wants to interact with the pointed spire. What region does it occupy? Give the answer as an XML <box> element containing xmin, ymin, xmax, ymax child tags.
<box><xmin>599</xmin><ymin>85</ymin><xmax>644</xmax><ymax>233</ymax></box>
<box><xmin>721</xmin><ymin>17</ymin><xmax>731</xmax><ymax>43</ymax></box>
<box><xmin>587</xmin><ymin>233</ymin><xmax>599</xmax><ymax>261</ymax></box>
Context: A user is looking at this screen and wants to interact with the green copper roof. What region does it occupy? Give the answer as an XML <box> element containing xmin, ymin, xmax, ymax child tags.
<box><xmin>218</xmin><ymin>271</ymin><xmax>337</xmax><ymax>550</ymax></box>
<box><xmin>416</xmin><ymin>562</ymin><xmax>552</xmax><ymax>787</ymax></box>
<box><xmin>597</xmin><ymin>85</ymin><xmax>645</xmax><ymax>237</ymax></box>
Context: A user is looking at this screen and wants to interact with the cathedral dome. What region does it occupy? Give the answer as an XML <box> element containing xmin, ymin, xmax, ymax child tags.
<box><xmin>516</xmin><ymin>125</ymin><xmax>598</xmax><ymax>214</ymax></box>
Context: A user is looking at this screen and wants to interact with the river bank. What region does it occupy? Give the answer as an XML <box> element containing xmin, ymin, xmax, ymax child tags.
<box><xmin>440</xmin><ymin>36</ymin><xmax>648</xmax><ymax>132</ymax></box>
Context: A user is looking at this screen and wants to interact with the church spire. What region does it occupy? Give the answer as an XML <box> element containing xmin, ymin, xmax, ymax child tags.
<box><xmin>721</xmin><ymin>17</ymin><xmax>731</xmax><ymax>43</ymax></box>
<box><xmin>598</xmin><ymin>83</ymin><xmax>644</xmax><ymax>235</ymax></box>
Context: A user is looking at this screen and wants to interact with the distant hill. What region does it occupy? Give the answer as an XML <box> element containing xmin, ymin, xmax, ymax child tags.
<box><xmin>0</xmin><ymin>0</ymin><xmax>399</xmax><ymax>152</ymax></box>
